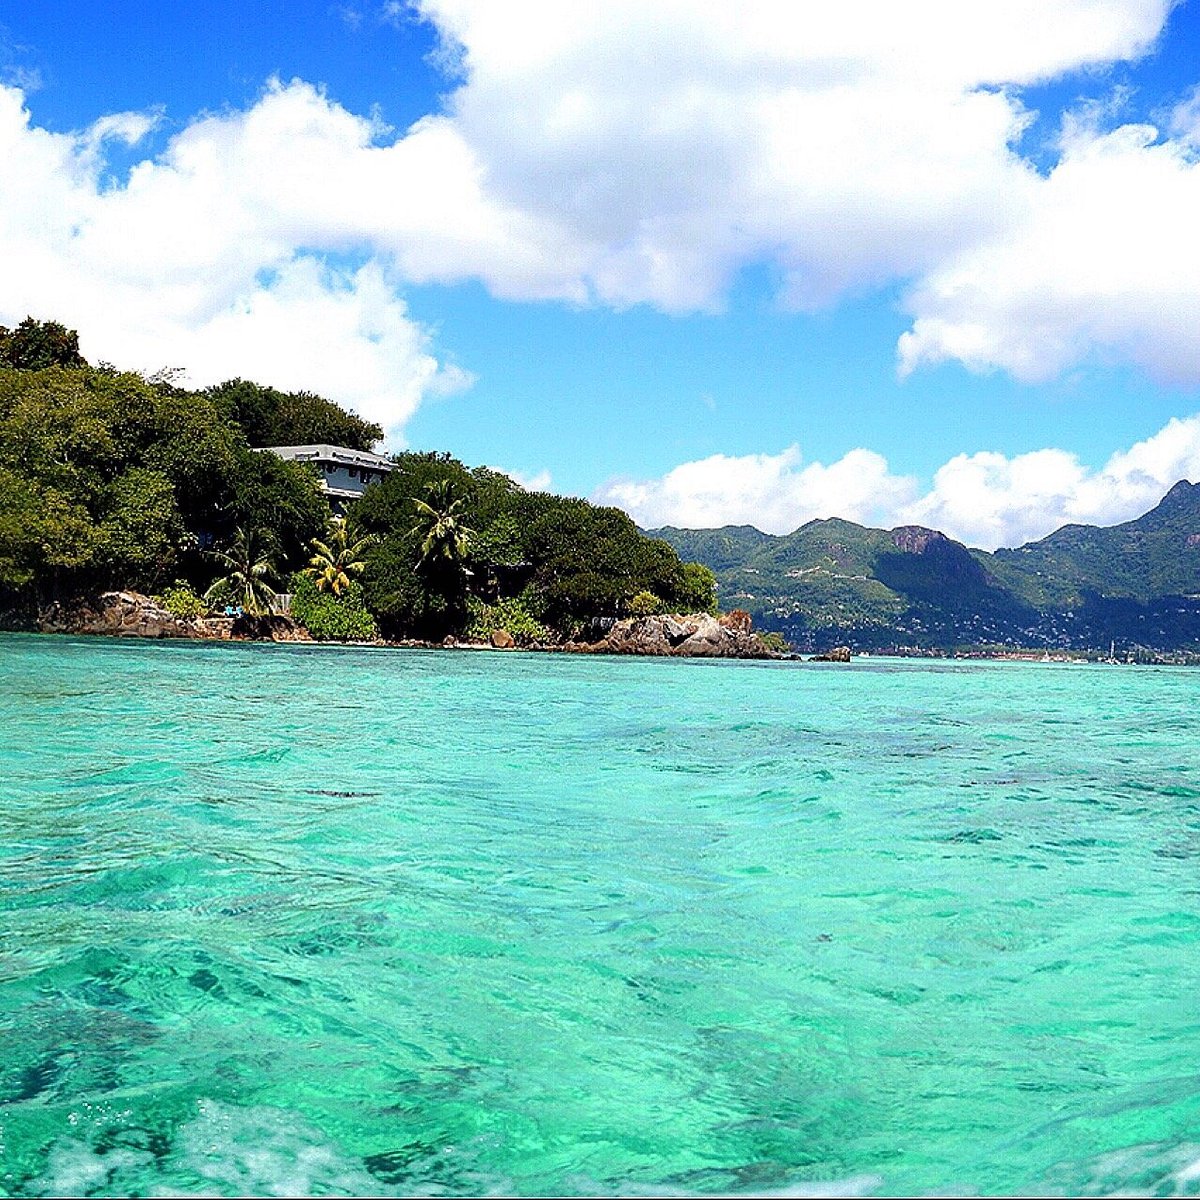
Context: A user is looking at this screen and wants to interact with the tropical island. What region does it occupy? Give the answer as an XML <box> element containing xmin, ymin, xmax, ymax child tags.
<box><xmin>0</xmin><ymin>318</ymin><xmax>772</xmax><ymax>657</ymax></box>
<box><xmin>5</xmin><ymin>315</ymin><xmax>1200</xmax><ymax>663</ymax></box>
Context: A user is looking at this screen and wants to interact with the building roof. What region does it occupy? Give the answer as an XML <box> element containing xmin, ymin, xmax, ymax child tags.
<box><xmin>263</xmin><ymin>444</ymin><xmax>394</xmax><ymax>472</ymax></box>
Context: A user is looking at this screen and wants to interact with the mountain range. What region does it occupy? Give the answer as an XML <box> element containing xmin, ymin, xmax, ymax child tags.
<box><xmin>649</xmin><ymin>480</ymin><xmax>1200</xmax><ymax>653</ymax></box>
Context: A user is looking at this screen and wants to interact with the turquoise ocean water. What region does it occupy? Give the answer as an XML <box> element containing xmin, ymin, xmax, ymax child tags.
<box><xmin>1</xmin><ymin>633</ymin><xmax>1199</xmax><ymax>1197</ymax></box>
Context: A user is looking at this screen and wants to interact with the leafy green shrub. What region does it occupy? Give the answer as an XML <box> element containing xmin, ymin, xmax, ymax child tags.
<box><xmin>289</xmin><ymin>573</ymin><xmax>378</xmax><ymax>642</ymax></box>
<box><xmin>465</xmin><ymin>595</ymin><xmax>548</xmax><ymax>645</ymax></box>
<box><xmin>159</xmin><ymin>581</ymin><xmax>205</xmax><ymax>620</ymax></box>
<box><xmin>627</xmin><ymin>590</ymin><xmax>667</xmax><ymax>616</ymax></box>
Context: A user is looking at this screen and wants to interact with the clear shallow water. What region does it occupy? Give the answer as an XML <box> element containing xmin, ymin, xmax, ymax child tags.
<box><xmin>1</xmin><ymin>634</ymin><xmax>1199</xmax><ymax>1198</ymax></box>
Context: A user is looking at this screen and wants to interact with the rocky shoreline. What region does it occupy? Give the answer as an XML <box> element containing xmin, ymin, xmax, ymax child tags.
<box><xmin>36</xmin><ymin>591</ymin><xmax>313</xmax><ymax>643</ymax></box>
<box><xmin>20</xmin><ymin>591</ymin><xmax>790</xmax><ymax>659</ymax></box>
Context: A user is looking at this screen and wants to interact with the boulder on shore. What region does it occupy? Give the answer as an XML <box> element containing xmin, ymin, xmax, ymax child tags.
<box><xmin>38</xmin><ymin>591</ymin><xmax>308</xmax><ymax>642</ymax></box>
<box><xmin>569</xmin><ymin>612</ymin><xmax>781</xmax><ymax>659</ymax></box>
<box><xmin>810</xmin><ymin>645</ymin><xmax>852</xmax><ymax>663</ymax></box>
<box><xmin>718</xmin><ymin>609</ymin><xmax>753</xmax><ymax>634</ymax></box>
<box><xmin>40</xmin><ymin>591</ymin><xmax>197</xmax><ymax>639</ymax></box>
<box><xmin>490</xmin><ymin>628</ymin><xmax>516</xmax><ymax>648</ymax></box>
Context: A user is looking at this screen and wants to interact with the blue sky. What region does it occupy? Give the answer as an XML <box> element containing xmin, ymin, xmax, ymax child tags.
<box><xmin>3</xmin><ymin>1</ymin><xmax>1200</xmax><ymax>547</ymax></box>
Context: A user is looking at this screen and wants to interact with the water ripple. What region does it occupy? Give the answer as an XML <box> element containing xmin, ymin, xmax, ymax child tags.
<box><xmin>0</xmin><ymin>635</ymin><xmax>1198</xmax><ymax>1196</ymax></box>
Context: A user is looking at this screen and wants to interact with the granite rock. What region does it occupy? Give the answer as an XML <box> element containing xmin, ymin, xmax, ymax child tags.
<box><xmin>810</xmin><ymin>645</ymin><xmax>852</xmax><ymax>662</ymax></box>
<box><xmin>38</xmin><ymin>592</ymin><xmax>308</xmax><ymax>642</ymax></box>
<box><xmin>572</xmin><ymin>612</ymin><xmax>779</xmax><ymax>659</ymax></box>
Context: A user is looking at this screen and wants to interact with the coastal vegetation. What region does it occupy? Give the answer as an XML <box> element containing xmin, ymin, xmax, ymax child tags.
<box><xmin>289</xmin><ymin>575</ymin><xmax>378</xmax><ymax>642</ymax></box>
<box><xmin>204</xmin><ymin>526</ymin><xmax>279</xmax><ymax>616</ymax></box>
<box><xmin>304</xmin><ymin>523</ymin><xmax>375</xmax><ymax>596</ymax></box>
<box><xmin>10</xmin><ymin>314</ymin><xmax>1196</xmax><ymax>656</ymax></box>
<box><xmin>0</xmin><ymin>319</ymin><xmax>717</xmax><ymax>644</ymax></box>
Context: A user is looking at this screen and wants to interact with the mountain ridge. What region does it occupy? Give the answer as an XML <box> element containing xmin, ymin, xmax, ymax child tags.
<box><xmin>647</xmin><ymin>480</ymin><xmax>1200</xmax><ymax>652</ymax></box>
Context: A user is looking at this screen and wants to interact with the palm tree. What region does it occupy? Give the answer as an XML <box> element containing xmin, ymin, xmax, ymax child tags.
<box><xmin>410</xmin><ymin>480</ymin><xmax>475</xmax><ymax>576</ymax></box>
<box><xmin>204</xmin><ymin>527</ymin><xmax>278</xmax><ymax>616</ymax></box>
<box><xmin>305</xmin><ymin>522</ymin><xmax>376</xmax><ymax>595</ymax></box>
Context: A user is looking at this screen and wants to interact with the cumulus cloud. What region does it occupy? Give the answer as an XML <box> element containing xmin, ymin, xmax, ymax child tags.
<box><xmin>405</xmin><ymin>0</ymin><xmax>1200</xmax><ymax>382</ymax></box>
<box><xmin>408</xmin><ymin>0</ymin><xmax>1195</xmax><ymax>383</ymax></box>
<box><xmin>1</xmin><ymin>0</ymin><xmax>1196</xmax><ymax>437</ymax></box>
<box><xmin>493</xmin><ymin>466</ymin><xmax>554</xmax><ymax>493</ymax></box>
<box><xmin>0</xmin><ymin>80</ymin><xmax>478</xmax><ymax>438</ymax></box>
<box><xmin>413</xmin><ymin>0</ymin><xmax>1171</xmax><ymax>310</ymax></box>
<box><xmin>899</xmin><ymin>111</ymin><xmax>1200</xmax><ymax>383</ymax></box>
<box><xmin>901</xmin><ymin>416</ymin><xmax>1200</xmax><ymax>545</ymax></box>
<box><xmin>596</xmin><ymin>445</ymin><xmax>918</xmax><ymax>534</ymax></box>
<box><xmin>138</xmin><ymin>258</ymin><xmax>467</xmax><ymax>423</ymax></box>
<box><xmin>596</xmin><ymin>415</ymin><xmax>1200</xmax><ymax>549</ymax></box>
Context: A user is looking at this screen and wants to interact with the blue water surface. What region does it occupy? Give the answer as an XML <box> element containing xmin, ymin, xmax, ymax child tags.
<box><xmin>1</xmin><ymin>634</ymin><xmax>1198</xmax><ymax>1196</ymax></box>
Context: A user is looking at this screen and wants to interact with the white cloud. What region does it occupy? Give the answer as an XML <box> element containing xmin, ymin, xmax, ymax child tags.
<box><xmin>908</xmin><ymin>414</ymin><xmax>1200</xmax><ymax>545</ymax></box>
<box><xmin>595</xmin><ymin>415</ymin><xmax>1200</xmax><ymax>550</ymax></box>
<box><xmin>402</xmin><ymin>0</ymin><xmax>1200</xmax><ymax>385</ymax></box>
<box><xmin>407</xmin><ymin>0</ymin><xmax>1200</xmax><ymax>385</ymax></box>
<box><xmin>380</xmin><ymin>2</ymin><xmax>411</xmax><ymax>27</ymax></box>
<box><xmin>596</xmin><ymin>445</ymin><xmax>917</xmax><ymax>534</ymax></box>
<box><xmin>408</xmin><ymin>0</ymin><xmax>1171</xmax><ymax>311</ymax></box>
<box><xmin>899</xmin><ymin>112</ymin><xmax>1200</xmax><ymax>383</ymax></box>
<box><xmin>138</xmin><ymin>258</ymin><xmax>464</xmax><ymax>426</ymax></box>
<box><xmin>0</xmin><ymin>80</ymin><xmax>477</xmax><ymax>439</ymax></box>
<box><xmin>0</xmin><ymin>0</ymin><xmax>1196</xmax><ymax>439</ymax></box>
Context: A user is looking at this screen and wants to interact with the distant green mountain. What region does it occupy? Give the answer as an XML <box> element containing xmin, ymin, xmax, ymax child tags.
<box><xmin>991</xmin><ymin>480</ymin><xmax>1200</xmax><ymax>604</ymax></box>
<box><xmin>649</xmin><ymin>480</ymin><xmax>1200</xmax><ymax>653</ymax></box>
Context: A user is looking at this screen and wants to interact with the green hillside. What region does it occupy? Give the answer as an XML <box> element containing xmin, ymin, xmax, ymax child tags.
<box><xmin>993</xmin><ymin>481</ymin><xmax>1200</xmax><ymax>603</ymax></box>
<box><xmin>650</xmin><ymin>482</ymin><xmax>1200</xmax><ymax>653</ymax></box>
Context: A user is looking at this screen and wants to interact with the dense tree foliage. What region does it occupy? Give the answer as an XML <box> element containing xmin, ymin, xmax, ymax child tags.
<box><xmin>206</xmin><ymin>379</ymin><xmax>383</xmax><ymax>452</ymax></box>
<box><xmin>353</xmin><ymin>452</ymin><xmax>714</xmax><ymax>638</ymax></box>
<box><xmin>353</xmin><ymin>453</ymin><xmax>518</xmax><ymax>637</ymax></box>
<box><xmin>0</xmin><ymin>362</ymin><xmax>325</xmax><ymax>600</ymax></box>
<box><xmin>0</xmin><ymin>320</ymin><xmax>718</xmax><ymax>642</ymax></box>
<box><xmin>0</xmin><ymin>318</ymin><xmax>86</xmax><ymax>371</ymax></box>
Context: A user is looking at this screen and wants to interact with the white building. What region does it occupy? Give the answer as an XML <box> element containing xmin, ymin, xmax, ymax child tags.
<box><xmin>265</xmin><ymin>444</ymin><xmax>394</xmax><ymax>512</ymax></box>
